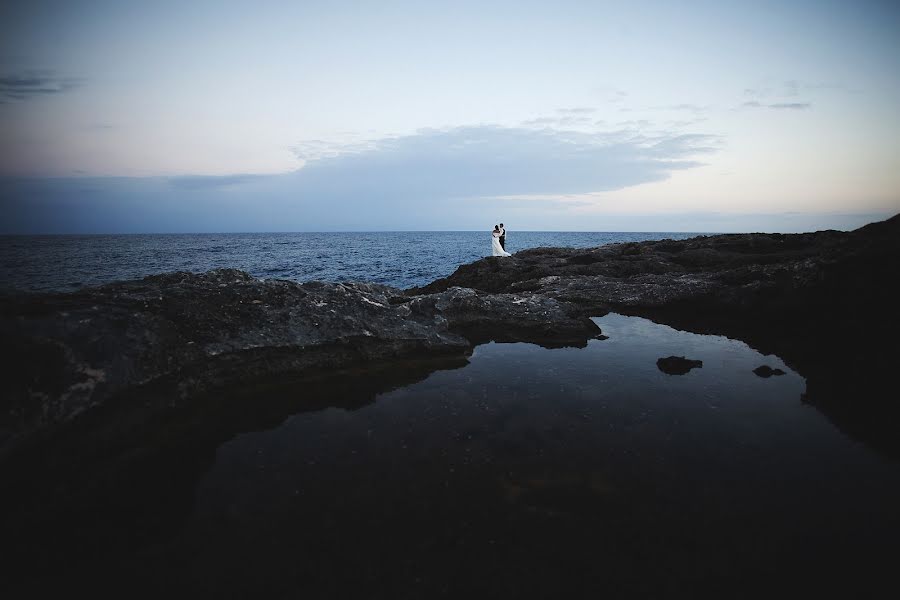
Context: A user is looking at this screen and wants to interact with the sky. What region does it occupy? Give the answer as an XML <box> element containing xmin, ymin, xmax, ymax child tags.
<box><xmin>1</xmin><ymin>0</ymin><xmax>899</xmax><ymax>233</ymax></box>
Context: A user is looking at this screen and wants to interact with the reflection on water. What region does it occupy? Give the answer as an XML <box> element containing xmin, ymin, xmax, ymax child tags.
<box><xmin>14</xmin><ymin>315</ymin><xmax>900</xmax><ymax>597</ymax></box>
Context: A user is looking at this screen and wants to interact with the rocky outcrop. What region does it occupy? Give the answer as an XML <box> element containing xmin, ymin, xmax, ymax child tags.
<box><xmin>414</xmin><ymin>213</ymin><xmax>900</xmax><ymax>456</ymax></box>
<box><xmin>408</xmin><ymin>220</ymin><xmax>888</xmax><ymax>319</ymax></box>
<box><xmin>0</xmin><ymin>269</ymin><xmax>599</xmax><ymax>450</ymax></box>
<box><xmin>2</xmin><ymin>213</ymin><xmax>899</xmax><ymax>457</ymax></box>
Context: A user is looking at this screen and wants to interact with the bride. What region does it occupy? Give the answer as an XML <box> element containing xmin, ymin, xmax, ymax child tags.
<box><xmin>491</xmin><ymin>225</ymin><xmax>511</xmax><ymax>257</ymax></box>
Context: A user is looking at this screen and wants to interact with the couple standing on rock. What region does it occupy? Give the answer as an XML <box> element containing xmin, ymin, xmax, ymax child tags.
<box><xmin>492</xmin><ymin>223</ymin><xmax>510</xmax><ymax>257</ymax></box>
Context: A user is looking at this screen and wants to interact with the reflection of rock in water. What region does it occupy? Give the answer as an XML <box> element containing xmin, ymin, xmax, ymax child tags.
<box><xmin>416</xmin><ymin>214</ymin><xmax>900</xmax><ymax>458</ymax></box>
<box><xmin>753</xmin><ymin>365</ymin><xmax>786</xmax><ymax>377</ymax></box>
<box><xmin>657</xmin><ymin>356</ymin><xmax>703</xmax><ymax>375</ymax></box>
<box><xmin>0</xmin><ymin>355</ymin><xmax>469</xmax><ymax>591</ymax></box>
<box><xmin>0</xmin><ymin>270</ymin><xmax>600</xmax><ymax>450</ymax></box>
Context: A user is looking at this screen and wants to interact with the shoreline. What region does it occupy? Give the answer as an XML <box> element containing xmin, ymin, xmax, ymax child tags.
<box><xmin>2</xmin><ymin>214</ymin><xmax>899</xmax><ymax>592</ymax></box>
<box><xmin>2</xmin><ymin>214</ymin><xmax>899</xmax><ymax>458</ymax></box>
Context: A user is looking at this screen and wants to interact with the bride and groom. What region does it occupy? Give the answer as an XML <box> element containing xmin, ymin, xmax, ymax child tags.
<box><xmin>492</xmin><ymin>223</ymin><xmax>510</xmax><ymax>257</ymax></box>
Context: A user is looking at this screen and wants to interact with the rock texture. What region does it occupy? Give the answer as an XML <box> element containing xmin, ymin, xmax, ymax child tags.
<box><xmin>0</xmin><ymin>269</ymin><xmax>598</xmax><ymax>449</ymax></box>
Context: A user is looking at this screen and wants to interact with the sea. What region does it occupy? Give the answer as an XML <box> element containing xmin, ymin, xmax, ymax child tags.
<box><xmin>0</xmin><ymin>231</ymin><xmax>704</xmax><ymax>292</ymax></box>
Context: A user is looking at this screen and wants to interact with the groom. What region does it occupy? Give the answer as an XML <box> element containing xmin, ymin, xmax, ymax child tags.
<box><xmin>499</xmin><ymin>223</ymin><xmax>506</xmax><ymax>251</ymax></box>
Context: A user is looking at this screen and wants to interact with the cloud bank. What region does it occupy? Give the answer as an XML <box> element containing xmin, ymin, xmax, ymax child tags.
<box><xmin>1</xmin><ymin>125</ymin><xmax>720</xmax><ymax>233</ymax></box>
<box><xmin>742</xmin><ymin>101</ymin><xmax>812</xmax><ymax>110</ymax></box>
<box><xmin>0</xmin><ymin>71</ymin><xmax>82</xmax><ymax>103</ymax></box>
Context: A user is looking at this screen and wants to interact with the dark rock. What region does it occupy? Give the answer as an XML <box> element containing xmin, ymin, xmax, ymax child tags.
<box><xmin>657</xmin><ymin>356</ymin><xmax>704</xmax><ymax>375</ymax></box>
<box><xmin>410</xmin><ymin>214</ymin><xmax>900</xmax><ymax>456</ymax></box>
<box><xmin>753</xmin><ymin>365</ymin><xmax>786</xmax><ymax>377</ymax></box>
<box><xmin>0</xmin><ymin>270</ymin><xmax>464</xmax><ymax>447</ymax></box>
<box><xmin>419</xmin><ymin>286</ymin><xmax>599</xmax><ymax>348</ymax></box>
<box><xmin>0</xmin><ymin>269</ymin><xmax>601</xmax><ymax>450</ymax></box>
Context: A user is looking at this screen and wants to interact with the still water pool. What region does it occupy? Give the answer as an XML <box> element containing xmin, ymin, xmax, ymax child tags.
<box><xmin>24</xmin><ymin>314</ymin><xmax>900</xmax><ymax>597</ymax></box>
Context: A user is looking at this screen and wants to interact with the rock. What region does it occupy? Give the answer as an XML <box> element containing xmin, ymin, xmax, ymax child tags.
<box><xmin>656</xmin><ymin>356</ymin><xmax>704</xmax><ymax>375</ymax></box>
<box><xmin>420</xmin><ymin>286</ymin><xmax>600</xmax><ymax>348</ymax></box>
<box><xmin>753</xmin><ymin>365</ymin><xmax>786</xmax><ymax>377</ymax></box>
<box><xmin>411</xmin><ymin>214</ymin><xmax>900</xmax><ymax>455</ymax></box>
<box><xmin>0</xmin><ymin>270</ymin><xmax>463</xmax><ymax>445</ymax></box>
<box><xmin>0</xmin><ymin>270</ymin><xmax>602</xmax><ymax>448</ymax></box>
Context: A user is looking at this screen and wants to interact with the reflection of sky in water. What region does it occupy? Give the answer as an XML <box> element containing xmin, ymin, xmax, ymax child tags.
<box><xmin>175</xmin><ymin>314</ymin><xmax>899</xmax><ymax>594</ymax></box>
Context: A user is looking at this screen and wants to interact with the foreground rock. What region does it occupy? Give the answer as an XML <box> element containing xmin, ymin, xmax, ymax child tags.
<box><xmin>0</xmin><ymin>269</ymin><xmax>598</xmax><ymax>449</ymax></box>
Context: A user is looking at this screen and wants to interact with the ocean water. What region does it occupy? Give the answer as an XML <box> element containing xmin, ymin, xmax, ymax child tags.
<box><xmin>0</xmin><ymin>231</ymin><xmax>705</xmax><ymax>292</ymax></box>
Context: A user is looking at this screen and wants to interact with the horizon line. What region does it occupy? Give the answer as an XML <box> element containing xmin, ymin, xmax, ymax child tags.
<box><xmin>2</xmin><ymin>229</ymin><xmax>728</xmax><ymax>236</ymax></box>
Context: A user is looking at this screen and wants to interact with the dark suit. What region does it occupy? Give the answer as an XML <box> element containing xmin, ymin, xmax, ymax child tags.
<box><xmin>499</xmin><ymin>228</ymin><xmax>506</xmax><ymax>250</ymax></box>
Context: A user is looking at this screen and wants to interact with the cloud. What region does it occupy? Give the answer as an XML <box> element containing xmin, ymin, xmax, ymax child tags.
<box><xmin>521</xmin><ymin>117</ymin><xmax>559</xmax><ymax>126</ymax></box>
<box><xmin>522</xmin><ymin>115</ymin><xmax>593</xmax><ymax>127</ymax></box>
<box><xmin>592</xmin><ymin>86</ymin><xmax>629</xmax><ymax>103</ymax></box>
<box><xmin>557</xmin><ymin>107</ymin><xmax>596</xmax><ymax>114</ymax></box>
<box><xmin>740</xmin><ymin>100</ymin><xmax>811</xmax><ymax>110</ymax></box>
<box><xmin>290</xmin><ymin>126</ymin><xmax>719</xmax><ymax>198</ymax></box>
<box><xmin>744</xmin><ymin>80</ymin><xmax>801</xmax><ymax>99</ymax></box>
<box><xmin>616</xmin><ymin>119</ymin><xmax>652</xmax><ymax>128</ymax></box>
<box><xmin>666</xmin><ymin>118</ymin><xmax>708</xmax><ymax>128</ymax></box>
<box><xmin>656</xmin><ymin>103</ymin><xmax>709</xmax><ymax>113</ymax></box>
<box><xmin>168</xmin><ymin>174</ymin><xmax>268</xmax><ymax>190</ymax></box>
<box><xmin>0</xmin><ymin>71</ymin><xmax>82</xmax><ymax>103</ymax></box>
<box><xmin>768</xmin><ymin>102</ymin><xmax>811</xmax><ymax>110</ymax></box>
<box><xmin>743</xmin><ymin>79</ymin><xmax>849</xmax><ymax>104</ymax></box>
<box><xmin>289</xmin><ymin>137</ymin><xmax>377</xmax><ymax>161</ymax></box>
<box><xmin>0</xmin><ymin>125</ymin><xmax>721</xmax><ymax>233</ymax></box>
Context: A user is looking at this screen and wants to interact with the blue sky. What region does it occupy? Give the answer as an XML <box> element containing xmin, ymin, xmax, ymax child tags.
<box><xmin>1</xmin><ymin>0</ymin><xmax>898</xmax><ymax>232</ymax></box>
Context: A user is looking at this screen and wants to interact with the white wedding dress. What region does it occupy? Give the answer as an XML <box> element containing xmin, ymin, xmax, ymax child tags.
<box><xmin>492</xmin><ymin>232</ymin><xmax>510</xmax><ymax>257</ymax></box>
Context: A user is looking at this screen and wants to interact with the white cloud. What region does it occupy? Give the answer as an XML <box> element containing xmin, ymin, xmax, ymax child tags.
<box><xmin>1</xmin><ymin>125</ymin><xmax>722</xmax><ymax>232</ymax></box>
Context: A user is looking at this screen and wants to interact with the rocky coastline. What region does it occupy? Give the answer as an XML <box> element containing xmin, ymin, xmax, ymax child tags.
<box><xmin>2</xmin><ymin>213</ymin><xmax>898</xmax><ymax>587</ymax></box>
<box><xmin>2</xmin><ymin>214</ymin><xmax>898</xmax><ymax>458</ymax></box>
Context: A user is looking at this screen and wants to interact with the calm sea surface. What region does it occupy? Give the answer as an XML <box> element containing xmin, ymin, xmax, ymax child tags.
<box><xmin>0</xmin><ymin>231</ymin><xmax>705</xmax><ymax>292</ymax></box>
